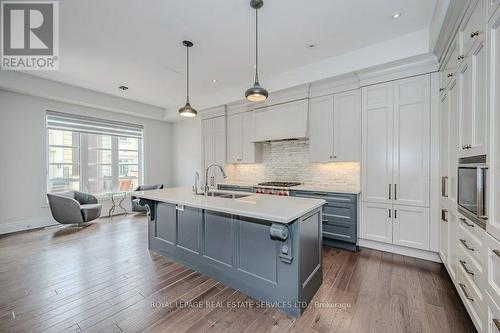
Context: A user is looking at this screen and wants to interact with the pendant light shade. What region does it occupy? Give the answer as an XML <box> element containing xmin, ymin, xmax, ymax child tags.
<box><xmin>179</xmin><ymin>40</ymin><xmax>197</xmax><ymax>117</ymax></box>
<box><xmin>246</xmin><ymin>0</ymin><xmax>268</xmax><ymax>102</ymax></box>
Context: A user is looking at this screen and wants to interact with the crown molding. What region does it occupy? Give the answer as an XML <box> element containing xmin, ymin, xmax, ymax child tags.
<box><xmin>356</xmin><ymin>53</ymin><xmax>439</xmax><ymax>87</ymax></box>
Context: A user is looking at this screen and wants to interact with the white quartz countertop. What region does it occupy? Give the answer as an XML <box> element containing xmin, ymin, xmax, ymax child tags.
<box><xmin>133</xmin><ymin>187</ymin><xmax>325</xmax><ymax>224</ymax></box>
<box><xmin>220</xmin><ymin>181</ymin><xmax>360</xmax><ymax>194</ymax></box>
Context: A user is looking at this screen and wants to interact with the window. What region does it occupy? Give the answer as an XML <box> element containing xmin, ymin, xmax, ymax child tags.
<box><xmin>46</xmin><ymin>112</ymin><xmax>143</xmax><ymax>195</ymax></box>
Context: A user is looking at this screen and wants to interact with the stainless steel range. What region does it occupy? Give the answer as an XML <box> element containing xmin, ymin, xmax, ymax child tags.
<box><xmin>254</xmin><ymin>181</ymin><xmax>301</xmax><ymax>196</ymax></box>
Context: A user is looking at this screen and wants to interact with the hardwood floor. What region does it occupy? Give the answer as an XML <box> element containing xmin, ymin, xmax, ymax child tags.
<box><xmin>0</xmin><ymin>215</ymin><xmax>476</xmax><ymax>333</ymax></box>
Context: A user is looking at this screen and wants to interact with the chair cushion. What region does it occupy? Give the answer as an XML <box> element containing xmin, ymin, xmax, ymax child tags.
<box><xmin>80</xmin><ymin>204</ymin><xmax>102</xmax><ymax>222</ymax></box>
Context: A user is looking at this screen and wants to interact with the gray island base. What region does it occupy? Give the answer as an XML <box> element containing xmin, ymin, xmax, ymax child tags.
<box><xmin>139</xmin><ymin>196</ymin><xmax>323</xmax><ymax>318</ymax></box>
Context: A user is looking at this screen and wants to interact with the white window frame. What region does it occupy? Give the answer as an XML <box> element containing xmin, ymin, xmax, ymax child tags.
<box><xmin>46</xmin><ymin>130</ymin><xmax>144</xmax><ymax>199</ymax></box>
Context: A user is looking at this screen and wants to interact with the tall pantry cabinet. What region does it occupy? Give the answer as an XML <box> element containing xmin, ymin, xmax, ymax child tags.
<box><xmin>201</xmin><ymin>116</ymin><xmax>226</xmax><ymax>188</ymax></box>
<box><xmin>360</xmin><ymin>74</ymin><xmax>431</xmax><ymax>251</ymax></box>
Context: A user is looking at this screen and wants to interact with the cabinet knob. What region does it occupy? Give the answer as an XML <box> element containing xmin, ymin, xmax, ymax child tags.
<box><xmin>470</xmin><ymin>31</ymin><xmax>479</xmax><ymax>38</ymax></box>
<box><xmin>330</xmin><ymin>155</ymin><xmax>333</xmax><ymax>159</ymax></box>
<box><xmin>440</xmin><ymin>88</ymin><xmax>445</xmax><ymax>92</ymax></box>
<box><xmin>447</xmin><ymin>73</ymin><xmax>455</xmax><ymax>78</ymax></box>
<box><xmin>333</xmin><ymin>155</ymin><xmax>337</xmax><ymax>159</ymax></box>
<box><xmin>458</xmin><ymin>55</ymin><xmax>465</xmax><ymax>61</ymax></box>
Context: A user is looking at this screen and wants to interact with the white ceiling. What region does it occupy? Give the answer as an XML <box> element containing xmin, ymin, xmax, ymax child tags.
<box><xmin>26</xmin><ymin>0</ymin><xmax>437</xmax><ymax>120</ymax></box>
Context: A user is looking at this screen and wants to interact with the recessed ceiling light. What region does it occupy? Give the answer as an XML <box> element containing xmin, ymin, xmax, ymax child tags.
<box><xmin>392</xmin><ymin>12</ymin><xmax>402</xmax><ymax>19</ymax></box>
<box><xmin>118</xmin><ymin>85</ymin><xmax>128</xmax><ymax>91</ymax></box>
<box><xmin>212</xmin><ymin>79</ymin><xmax>217</xmax><ymax>83</ymax></box>
<box><xmin>307</xmin><ymin>44</ymin><xmax>316</xmax><ymax>49</ymax></box>
<box><xmin>253</xmin><ymin>65</ymin><xmax>257</xmax><ymax>69</ymax></box>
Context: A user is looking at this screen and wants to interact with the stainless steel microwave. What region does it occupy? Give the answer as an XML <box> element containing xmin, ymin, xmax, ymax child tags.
<box><xmin>457</xmin><ymin>155</ymin><xmax>487</xmax><ymax>228</ymax></box>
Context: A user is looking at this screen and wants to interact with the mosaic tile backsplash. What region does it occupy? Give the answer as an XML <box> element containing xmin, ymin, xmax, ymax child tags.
<box><xmin>224</xmin><ymin>139</ymin><xmax>360</xmax><ymax>188</ymax></box>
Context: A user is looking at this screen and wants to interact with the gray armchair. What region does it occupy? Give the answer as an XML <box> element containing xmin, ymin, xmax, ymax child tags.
<box><xmin>131</xmin><ymin>184</ymin><xmax>164</xmax><ymax>212</ymax></box>
<box><xmin>47</xmin><ymin>191</ymin><xmax>102</xmax><ymax>226</ymax></box>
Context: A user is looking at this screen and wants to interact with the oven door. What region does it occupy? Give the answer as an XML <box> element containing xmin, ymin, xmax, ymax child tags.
<box><xmin>457</xmin><ymin>165</ymin><xmax>487</xmax><ymax>219</ymax></box>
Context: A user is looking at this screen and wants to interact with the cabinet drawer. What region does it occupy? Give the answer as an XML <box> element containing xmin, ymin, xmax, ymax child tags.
<box><xmin>486</xmin><ymin>232</ymin><xmax>500</xmax><ymax>307</ymax></box>
<box><xmin>457</xmin><ymin>241</ymin><xmax>484</xmax><ymax>291</ymax></box>
<box><xmin>485</xmin><ymin>290</ymin><xmax>500</xmax><ymax>333</ymax></box>
<box><xmin>323</xmin><ymin>224</ymin><xmax>355</xmax><ymax>243</ymax></box>
<box><xmin>460</xmin><ymin>0</ymin><xmax>485</xmax><ymax>56</ymax></box>
<box><xmin>457</xmin><ymin>266</ymin><xmax>484</xmax><ymax>331</ymax></box>
<box><xmin>323</xmin><ymin>202</ymin><xmax>356</xmax><ymax>225</ymax></box>
<box><xmin>292</xmin><ymin>191</ymin><xmax>357</xmax><ymax>204</ymax></box>
<box><xmin>458</xmin><ymin>214</ymin><xmax>484</xmax><ymax>241</ymax></box>
<box><xmin>458</xmin><ymin>217</ymin><xmax>485</xmax><ymax>268</ymax></box>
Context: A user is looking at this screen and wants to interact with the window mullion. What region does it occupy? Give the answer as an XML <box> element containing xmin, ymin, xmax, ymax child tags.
<box><xmin>80</xmin><ymin>133</ymin><xmax>88</xmax><ymax>192</ymax></box>
<box><xmin>112</xmin><ymin>137</ymin><xmax>119</xmax><ymax>192</ymax></box>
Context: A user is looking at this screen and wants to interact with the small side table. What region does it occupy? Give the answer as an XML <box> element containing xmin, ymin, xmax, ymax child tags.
<box><xmin>108</xmin><ymin>192</ymin><xmax>128</xmax><ymax>217</ymax></box>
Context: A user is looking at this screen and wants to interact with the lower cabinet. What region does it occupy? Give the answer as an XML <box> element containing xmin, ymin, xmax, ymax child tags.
<box><xmin>360</xmin><ymin>201</ymin><xmax>430</xmax><ymax>250</ymax></box>
<box><xmin>485</xmin><ymin>290</ymin><xmax>500</xmax><ymax>333</ymax></box>
<box><xmin>393</xmin><ymin>205</ymin><xmax>430</xmax><ymax>250</ymax></box>
<box><xmin>292</xmin><ymin>190</ymin><xmax>358</xmax><ymax>251</ymax></box>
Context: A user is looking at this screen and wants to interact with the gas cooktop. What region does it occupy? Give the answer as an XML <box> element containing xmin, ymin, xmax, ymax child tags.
<box><xmin>257</xmin><ymin>181</ymin><xmax>302</xmax><ymax>187</ymax></box>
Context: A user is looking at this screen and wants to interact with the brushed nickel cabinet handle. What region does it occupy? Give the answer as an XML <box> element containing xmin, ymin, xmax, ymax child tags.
<box><xmin>389</xmin><ymin>209</ymin><xmax>391</xmax><ymax>218</ymax></box>
<box><xmin>394</xmin><ymin>184</ymin><xmax>397</xmax><ymax>200</ymax></box>
<box><xmin>470</xmin><ymin>31</ymin><xmax>479</xmax><ymax>38</ymax></box>
<box><xmin>459</xmin><ymin>283</ymin><xmax>474</xmax><ymax>301</ymax></box>
<box><xmin>440</xmin><ymin>88</ymin><xmax>445</xmax><ymax>92</ymax></box>
<box><xmin>389</xmin><ymin>184</ymin><xmax>391</xmax><ymax>200</ymax></box>
<box><xmin>460</xmin><ymin>239</ymin><xmax>475</xmax><ymax>251</ymax></box>
<box><xmin>458</xmin><ymin>55</ymin><xmax>465</xmax><ymax>60</ymax></box>
<box><xmin>460</xmin><ymin>217</ymin><xmax>474</xmax><ymax>227</ymax></box>
<box><xmin>493</xmin><ymin>249</ymin><xmax>500</xmax><ymax>258</ymax></box>
<box><xmin>447</xmin><ymin>73</ymin><xmax>455</xmax><ymax>78</ymax></box>
<box><xmin>394</xmin><ymin>209</ymin><xmax>397</xmax><ymax>219</ymax></box>
<box><xmin>459</xmin><ymin>260</ymin><xmax>474</xmax><ymax>275</ymax></box>
<box><xmin>322</xmin><ymin>219</ymin><xmax>329</xmax><ymax>223</ymax></box>
<box><xmin>442</xmin><ymin>176</ymin><xmax>448</xmax><ymax>197</ymax></box>
<box><xmin>441</xmin><ymin>209</ymin><xmax>448</xmax><ymax>222</ymax></box>
<box><xmin>493</xmin><ymin>318</ymin><xmax>500</xmax><ymax>331</ymax></box>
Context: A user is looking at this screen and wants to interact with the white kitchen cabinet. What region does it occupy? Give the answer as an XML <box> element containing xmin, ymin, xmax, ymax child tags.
<box><xmin>308</xmin><ymin>90</ymin><xmax>360</xmax><ymax>163</ymax></box>
<box><xmin>361</xmin><ymin>75</ymin><xmax>431</xmax><ymax>251</ymax></box>
<box><xmin>202</xmin><ymin>116</ymin><xmax>226</xmax><ymax>187</ymax></box>
<box><xmin>361</xmin><ymin>82</ymin><xmax>393</xmax><ymax>204</ymax></box>
<box><xmin>309</xmin><ymin>95</ymin><xmax>334</xmax><ymax>162</ymax></box>
<box><xmin>448</xmin><ymin>209</ymin><xmax>459</xmax><ymax>280</ymax></box>
<box><xmin>227</xmin><ymin>112</ymin><xmax>262</xmax><ymax>164</ymax></box>
<box><xmin>459</xmin><ymin>37</ymin><xmax>488</xmax><ymax>157</ymax></box>
<box><xmin>440</xmin><ymin>91</ymin><xmax>450</xmax><ymax>197</ymax></box>
<box><xmin>486</xmin><ymin>232</ymin><xmax>500</xmax><ymax>306</ymax></box>
<box><xmin>488</xmin><ymin>8</ymin><xmax>500</xmax><ymax>242</ymax></box>
<box><xmin>439</xmin><ymin>207</ymin><xmax>449</xmax><ymax>264</ymax></box>
<box><xmin>360</xmin><ymin>201</ymin><xmax>393</xmax><ymax>244</ymax></box>
<box><xmin>362</xmin><ymin>75</ymin><xmax>430</xmax><ymax>207</ymax></box>
<box><xmin>333</xmin><ymin>90</ymin><xmax>361</xmax><ymax>162</ymax></box>
<box><xmin>449</xmin><ymin>79</ymin><xmax>460</xmax><ymax>202</ymax></box>
<box><xmin>460</xmin><ymin>0</ymin><xmax>486</xmax><ymax>57</ymax></box>
<box><xmin>393</xmin><ymin>76</ymin><xmax>430</xmax><ymax>207</ymax></box>
<box><xmin>393</xmin><ymin>205</ymin><xmax>430</xmax><ymax>250</ymax></box>
<box><xmin>485</xmin><ymin>291</ymin><xmax>500</xmax><ymax>333</ymax></box>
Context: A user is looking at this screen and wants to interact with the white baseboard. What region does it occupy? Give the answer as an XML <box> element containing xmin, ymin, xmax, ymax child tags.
<box><xmin>0</xmin><ymin>216</ymin><xmax>57</xmax><ymax>235</ymax></box>
<box><xmin>358</xmin><ymin>238</ymin><xmax>442</xmax><ymax>263</ymax></box>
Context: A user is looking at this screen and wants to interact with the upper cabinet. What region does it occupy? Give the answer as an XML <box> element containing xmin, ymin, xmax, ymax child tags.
<box><xmin>361</xmin><ymin>75</ymin><xmax>430</xmax><ymax>207</ymax></box>
<box><xmin>459</xmin><ymin>0</ymin><xmax>486</xmax><ymax>57</ymax></box>
<box><xmin>458</xmin><ymin>38</ymin><xmax>488</xmax><ymax>157</ymax></box>
<box><xmin>308</xmin><ymin>90</ymin><xmax>361</xmax><ymax>163</ymax></box>
<box><xmin>251</xmin><ymin>99</ymin><xmax>309</xmax><ymax>142</ymax></box>
<box><xmin>202</xmin><ymin>116</ymin><xmax>226</xmax><ymax>187</ymax></box>
<box><xmin>226</xmin><ymin>112</ymin><xmax>262</xmax><ymax>164</ymax></box>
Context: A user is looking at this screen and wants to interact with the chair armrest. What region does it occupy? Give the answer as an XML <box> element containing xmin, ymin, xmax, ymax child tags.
<box><xmin>74</xmin><ymin>191</ymin><xmax>98</xmax><ymax>204</ymax></box>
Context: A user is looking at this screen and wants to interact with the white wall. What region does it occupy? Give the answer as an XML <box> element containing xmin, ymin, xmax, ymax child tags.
<box><xmin>0</xmin><ymin>90</ymin><xmax>173</xmax><ymax>234</ymax></box>
<box><xmin>171</xmin><ymin>118</ymin><xmax>202</xmax><ymax>187</ymax></box>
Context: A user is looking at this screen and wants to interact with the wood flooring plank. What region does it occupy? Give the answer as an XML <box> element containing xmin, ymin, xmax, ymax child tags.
<box><xmin>0</xmin><ymin>215</ymin><xmax>478</xmax><ymax>333</ymax></box>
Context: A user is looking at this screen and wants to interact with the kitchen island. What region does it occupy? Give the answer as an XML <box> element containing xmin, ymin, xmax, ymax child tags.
<box><xmin>133</xmin><ymin>187</ymin><xmax>325</xmax><ymax>317</ymax></box>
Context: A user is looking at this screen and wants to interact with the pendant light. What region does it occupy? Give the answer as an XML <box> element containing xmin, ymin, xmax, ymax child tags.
<box><xmin>178</xmin><ymin>40</ymin><xmax>197</xmax><ymax>117</ymax></box>
<box><xmin>245</xmin><ymin>0</ymin><xmax>268</xmax><ymax>102</ymax></box>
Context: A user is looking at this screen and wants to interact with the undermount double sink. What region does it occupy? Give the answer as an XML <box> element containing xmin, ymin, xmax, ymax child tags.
<box><xmin>198</xmin><ymin>191</ymin><xmax>252</xmax><ymax>199</ymax></box>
